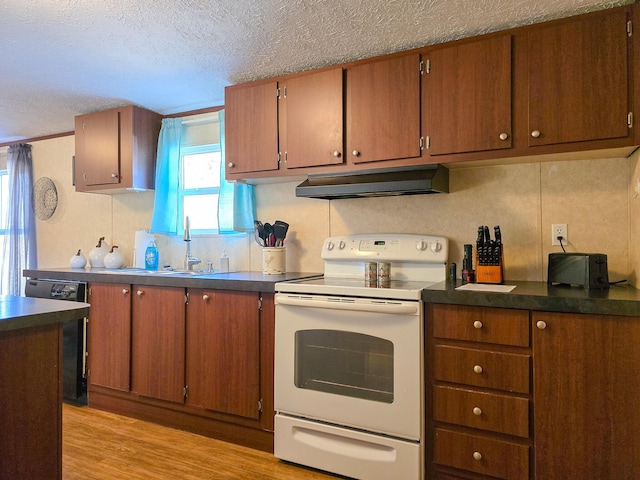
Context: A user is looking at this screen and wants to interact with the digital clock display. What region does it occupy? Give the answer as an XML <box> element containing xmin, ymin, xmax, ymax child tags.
<box><xmin>374</xmin><ymin>241</ymin><xmax>386</xmax><ymax>246</ymax></box>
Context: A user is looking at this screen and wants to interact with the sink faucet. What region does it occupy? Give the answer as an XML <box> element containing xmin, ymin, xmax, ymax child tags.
<box><xmin>183</xmin><ymin>216</ymin><xmax>201</xmax><ymax>271</ymax></box>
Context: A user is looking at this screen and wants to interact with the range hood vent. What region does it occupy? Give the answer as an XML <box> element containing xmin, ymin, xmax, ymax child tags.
<box><xmin>296</xmin><ymin>164</ymin><xmax>449</xmax><ymax>199</ymax></box>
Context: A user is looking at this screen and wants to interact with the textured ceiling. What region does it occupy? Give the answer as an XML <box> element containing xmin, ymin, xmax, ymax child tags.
<box><xmin>0</xmin><ymin>0</ymin><xmax>632</xmax><ymax>144</ymax></box>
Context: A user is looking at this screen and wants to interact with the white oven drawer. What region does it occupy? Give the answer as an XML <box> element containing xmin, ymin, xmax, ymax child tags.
<box><xmin>275</xmin><ymin>414</ymin><xmax>422</xmax><ymax>480</ymax></box>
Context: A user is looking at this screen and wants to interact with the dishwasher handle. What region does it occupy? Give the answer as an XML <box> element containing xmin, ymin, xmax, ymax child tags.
<box><xmin>275</xmin><ymin>294</ymin><xmax>419</xmax><ymax>315</ymax></box>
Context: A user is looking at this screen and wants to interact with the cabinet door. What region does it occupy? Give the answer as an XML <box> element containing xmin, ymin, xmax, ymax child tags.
<box><xmin>281</xmin><ymin>67</ymin><xmax>344</xmax><ymax>169</ymax></box>
<box><xmin>131</xmin><ymin>285</ymin><xmax>185</xmax><ymax>404</ymax></box>
<box><xmin>527</xmin><ymin>10</ymin><xmax>630</xmax><ymax>146</ymax></box>
<box><xmin>225</xmin><ymin>81</ymin><xmax>279</xmax><ymax>175</ymax></box>
<box><xmin>185</xmin><ymin>290</ymin><xmax>260</xmax><ymax>419</ymax></box>
<box><xmin>346</xmin><ymin>53</ymin><xmax>421</xmax><ymax>164</ymax></box>
<box><xmin>533</xmin><ymin>312</ymin><xmax>640</xmax><ymax>479</ymax></box>
<box><xmin>425</xmin><ymin>35</ymin><xmax>512</xmax><ymax>155</ymax></box>
<box><xmin>87</xmin><ymin>282</ymin><xmax>131</xmax><ymax>392</ymax></box>
<box><xmin>74</xmin><ymin>109</ymin><xmax>121</xmax><ymax>187</ymax></box>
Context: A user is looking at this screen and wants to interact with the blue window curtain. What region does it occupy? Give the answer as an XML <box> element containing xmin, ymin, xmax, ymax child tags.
<box><xmin>1</xmin><ymin>143</ymin><xmax>37</xmax><ymax>296</ymax></box>
<box><xmin>217</xmin><ymin>109</ymin><xmax>256</xmax><ymax>234</ymax></box>
<box><xmin>150</xmin><ymin>118</ymin><xmax>182</xmax><ymax>235</ymax></box>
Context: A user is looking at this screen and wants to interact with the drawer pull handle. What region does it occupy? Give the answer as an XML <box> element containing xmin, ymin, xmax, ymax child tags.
<box><xmin>472</xmin><ymin>406</ymin><xmax>482</xmax><ymax>416</ymax></box>
<box><xmin>136</xmin><ymin>290</ymin><xmax>143</xmax><ymax>297</ymax></box>
<box><xmin>473</xmin><ymin>365</ymin><xmax>483</xmax><ymax>374</ymax></box>
<box><xmin>202</xmin><ymin>294</ymin><xmax>210</xmax><ymax>301</ymax></box>
<box><xmin>122</xmin><ymin>288</ymin><xmax>129</xmax><ymax>295</ymax></box>
<box><xmin>473</xmin><ymin>451</ymin><xmax>483</xmax><ymax>461</ymax></box>
<box><xmin>473</xmin><ymin>320</ymin><xmax>483</xmax><ymax>329</ymax></box>
<box><xmin>537</xmin><ymin>320</ymin><xmax>547</xmax><ymax>330</ymax></box>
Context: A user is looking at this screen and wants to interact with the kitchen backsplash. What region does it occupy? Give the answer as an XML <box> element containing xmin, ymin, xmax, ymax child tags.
<box><xmin>30</xmin><ymin>135</ymin><xmax>640</xmax><ymax>286</ymax></box>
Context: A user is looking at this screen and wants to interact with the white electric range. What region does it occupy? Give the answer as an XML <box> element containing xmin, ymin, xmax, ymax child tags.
<box><xmin>274</xmin><ymin>233</ymin><xmax>448</xmax><ymax>480</ymax></box>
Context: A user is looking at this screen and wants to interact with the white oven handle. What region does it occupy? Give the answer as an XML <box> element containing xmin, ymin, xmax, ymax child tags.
<box><xmin>275</xmin><ymin>294</ymin><xmax>419</xmax><ymax>315</ymax></box>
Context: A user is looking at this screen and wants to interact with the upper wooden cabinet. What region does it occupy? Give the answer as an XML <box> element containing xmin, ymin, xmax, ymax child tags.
<box><xmin>225</xmin><ymin>80</ymin><xmax>279</xmax><ymax>176</ymax></box>
<box><xmin>346</xmin><ymin>53</ymin><xmax>422</xmax><ymax>165</ymax></box>
<box><xmin>223</xmin><ymin>4</ymin><xmax>638</xmax><ymax>179</ymax></box>
<box><xmin>424</xmin><ymin>35</ymin><xmax>513</xmax><ymax>156</ymax></box>
<box><xmin>74</xmin><ymin>105</ymin><xmax>161</xmax><ymax>193</ymax></box>
<box><xmin>526</xmin><ymin>9</ymin><xmax>630</xmax><ymax>147</ymax></box>
<box><xmin>280</xmin><ymin>67</ymin><xmax>344</xmax><ymax>169</ymax></box>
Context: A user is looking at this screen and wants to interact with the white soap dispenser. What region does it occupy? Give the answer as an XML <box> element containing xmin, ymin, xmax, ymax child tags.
<box><xmin>219</xmin><ymin>250</ymin><xmax>229</xmax><ymax>273</ymax></box>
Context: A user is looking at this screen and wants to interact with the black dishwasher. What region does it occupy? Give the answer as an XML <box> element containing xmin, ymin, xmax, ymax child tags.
<box><xmin>25</xmin><ymin>279</ymin><xmax>88</xmax><ymax>405</ymax></box>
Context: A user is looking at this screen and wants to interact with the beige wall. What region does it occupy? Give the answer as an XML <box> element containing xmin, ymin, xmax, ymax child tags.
<box><xmin>29</xmin><ymin>135</ymin><xmax>640</xmax><ymax>286</ymax></box>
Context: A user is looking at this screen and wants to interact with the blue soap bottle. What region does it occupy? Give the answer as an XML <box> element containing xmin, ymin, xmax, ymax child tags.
<box><xmin>145</xmin><ymin>240</ymin><xmax>159</xmax><ymax>270</ymax></box>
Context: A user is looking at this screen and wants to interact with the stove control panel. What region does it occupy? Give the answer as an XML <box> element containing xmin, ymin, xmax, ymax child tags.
<box><xmin>322</xmin><ymin>233</ymin><xmax>448</xmax><ymax>263</ymax></box>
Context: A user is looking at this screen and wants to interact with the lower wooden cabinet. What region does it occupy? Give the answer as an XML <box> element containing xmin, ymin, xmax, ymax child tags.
<box><xmin>533</xmin><ymin>311</ymin><xmax>640</xmax><ymax>480</ymax></box>
<box><xmin>131</xmin><ymin>285</ymin><xmax>186</xmax><ymax>403</ymax></box>
<box><xmin>185</xmin><ymin>289</ymin><xmax>260</xmax><ymax>419</ymax></box>
<box><xmin>433</xmin><ymin>386</ymin><xmax>529</xmax><ymax>438</ymax></box>
<box><xmin>428</xmin><ymin>304</ymin><xmax>640</xmax><ymax>479</ymax></box>
<box><xmin>427</xmin><ymin>303</ymin><xmax>532</xmax><ymax>479</ymax></box>
<box><xmin>434</xmin><ymin>428</ymin><xmax>529</xmax><ymax>480</ymax></box>
<box><xmin>87</xmin><ymin>283</ymin><xmax>132</xmax><ymax>391</ymax></box>
<box><xmin>86</xmin><ymin>282</ymin><xmax>275</xmax><ymax>452</ymax></box>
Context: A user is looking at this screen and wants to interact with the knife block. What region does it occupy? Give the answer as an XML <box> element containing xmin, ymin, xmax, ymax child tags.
<box><xmin>476</xmin><ymin>252</ymin><xmax>504</xmax><ymax>284</ymax></box>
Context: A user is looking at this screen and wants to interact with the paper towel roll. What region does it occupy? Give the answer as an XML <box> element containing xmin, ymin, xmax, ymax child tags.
<box><xmin>133</xmin><ymin>230</ymin><xmax>156</xmax><ymax>269</ymax></box>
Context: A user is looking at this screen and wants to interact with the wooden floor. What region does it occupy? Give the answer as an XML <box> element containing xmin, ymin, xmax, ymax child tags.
<box><xmin>63</xmin><ymin>404</ymin><xmax>341</xmax><ymax>479</ymax></box>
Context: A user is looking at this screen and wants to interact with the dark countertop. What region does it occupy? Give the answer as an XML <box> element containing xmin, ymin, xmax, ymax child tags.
<box><xmin>0</xmin><ymin>295</ymin><xmax>90</xmax><ymax>332</ymax></box>
<box><xmin>23</xmin><ymin>269</ymin><xmax>640</xmax><ymax>316</ymax></box>
<box><xmin>422</xmin><ymin>280</ymin><xmax>640</xmax><ymax>317</ymax></box>
<box><xmin>23</xmin><ymin>268</ymin><xmax>323</xmax><ymax>293</ymax></box>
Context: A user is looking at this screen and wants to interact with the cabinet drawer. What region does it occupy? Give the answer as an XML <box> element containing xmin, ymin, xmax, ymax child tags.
<box><xmin>434</xmin><ymin>428</ymin><xmax>529</xmax><ymax>480</ymax></box>
<box><xmin>434</xmin><ymin>345</ymin><xmax>530</xmax><ymax>394</ymax></box>
<box><xmin>433</xmin><ymin>386</ymin><xmax>529</xmax><ymax>437</ymax></box>
<box><xmin>433</xmin><ymin>304</ymin><xmax>530</xmax><ymax>347</ymax></box>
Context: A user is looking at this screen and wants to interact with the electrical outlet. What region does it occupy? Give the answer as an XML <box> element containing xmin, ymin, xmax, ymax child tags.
<box><xmin>552</xmin><ymin>224</ymin><xmax>568</xmax><ymax>246</ymax></box>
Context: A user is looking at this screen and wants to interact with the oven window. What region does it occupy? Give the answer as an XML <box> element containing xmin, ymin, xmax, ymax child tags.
<box><xmin>294</xmin><ymin>329</ymin><xmax>394</xmax><ymax>403</ymax></box>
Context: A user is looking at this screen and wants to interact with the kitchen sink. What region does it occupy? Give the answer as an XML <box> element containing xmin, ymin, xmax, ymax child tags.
<box><xmin>100</xmin><ymin>268</ymin><xmax>223</xmax><ymax>277</ymax></box>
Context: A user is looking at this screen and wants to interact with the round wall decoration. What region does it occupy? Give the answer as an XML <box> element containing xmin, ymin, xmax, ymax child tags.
<box><xmin>33</xmin><ymin>177</ymin><xmax>58</xmax><ymax>220</ymax></box>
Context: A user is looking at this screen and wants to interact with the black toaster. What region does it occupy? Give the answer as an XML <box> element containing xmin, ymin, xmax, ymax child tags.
<box><xmin>547</xmin><ymin>253</ymin><xmax>609</xmax><ymax>289</ymax></box>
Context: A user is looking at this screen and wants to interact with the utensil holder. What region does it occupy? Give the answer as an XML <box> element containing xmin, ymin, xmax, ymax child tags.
<box><xmin>476</xmin><ymin>251</ymin><xmax>504</xmax><ymax>284</ymax></box>
<box><xmin>263</xmin><ymin>247</ymin><xmax>286</xmax><ymax>274</ymax></box>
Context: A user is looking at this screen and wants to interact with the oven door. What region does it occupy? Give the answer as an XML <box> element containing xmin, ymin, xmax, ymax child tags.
<box><xmin>274</xmin><ymin>293</ymin><xmax>423</xmax><ymax>440</ymax></box>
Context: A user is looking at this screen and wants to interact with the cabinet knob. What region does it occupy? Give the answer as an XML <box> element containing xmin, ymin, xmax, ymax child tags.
<box><xmin>111</xmin><ymin>173</ymin><xmax>119</xmax><ymax>179</ymax></box>
<box><xmin>473</xmin><ymin>365</ymin><xmax>483</xmax><ymax>374</ymax></box>
<box><xmin>473</xmin><ymin>320</ymin><xmax>483</xmax><ymax>329</ymax></box>
<box><xmin>352</xmin><ymin>150</ymin><xmax>360</xmax><ymax>157</ymax></box>
<box><xmin>473</xmin><ymin>451</ymin><xmax>483</xmax><ymax>461</ymax></box>
<box><xmin>202</xmin><ymin>294</ymin><xmax>209</xmax><ymax>301</ymax></box>
<box><xmin>122</xmin><ymin>288</ymin><xmax>129</xmax><ymax>295</ymax></box>
<box><xmin>227</xmin><ymin>162</ymin><xmax>234</xmax><ymax>168</ymax></box>
<box><xmin>499</xmin><ymin>132</ymin><xmax>509</xmax><ymax>141</ymax></box>
<box><xmin>333</xmin><ymin>150</ymin><xmax>341</xmax><ymax>158</ymax></box>
<box><xmin>136</xmin><ymin>290</ymin><xmax>144</xmax><ymax>297</ymax></box>
<box><xmin>537</xmin><ymin>320</ymin><xmax>547</xmax><ymax>330</ymax></box>
<box><xmin>473</xmin><ymin>406</ymin><xmax>482</xmax><ymax>416</ymax></box>
<box><xmin>531</xmin><ymin>130</ymin><xmax>541</xmax><ymax>138</ymax></box>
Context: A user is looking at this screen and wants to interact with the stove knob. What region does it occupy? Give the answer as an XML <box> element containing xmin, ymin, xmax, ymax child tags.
<box><xmin>338</xmin><ymin>240</ymin><xmax>346</xmax><ymax>250</ymax></box>
<box><xmin>416</xmin><ymin>240</ymin><xmax>428</xmax><ymax>251</ymax></box>
<box><xmin>326</xmin><ymin>241</ymin><xmax>335</xmax><ymax>251</ymax></box>
<box><xmin>430</xmin><ymin>241</ymin><xmax>442</xmax><ymax>253</ymax></box>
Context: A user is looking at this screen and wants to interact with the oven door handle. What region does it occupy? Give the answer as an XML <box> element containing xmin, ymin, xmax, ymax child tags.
<box><xmin>275</xmin><ymin>295</ymin><xmax>419</xmax><ymax>315</ymax></box>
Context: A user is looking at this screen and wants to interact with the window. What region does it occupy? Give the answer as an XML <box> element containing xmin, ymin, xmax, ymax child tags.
<box><xmin>0</xmin><ymin>169</ymin><xmax>8</xmax><ymax>248</ymax></box>
<box><xmin>150</xmin><ymin>110</ymin><xmax>255</xmax><ymax>236</ymax></box>
<box><xmin>178</xmin><ymin>143</ymin><xmax>221</xmax><ymax>234</ymax></box>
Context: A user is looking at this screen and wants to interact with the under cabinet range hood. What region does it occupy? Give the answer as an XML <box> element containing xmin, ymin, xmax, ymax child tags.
<box><xmin>295</xmin><ymin>164</ymin><xmax>449</xmax><ymax>199</ymax></box>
